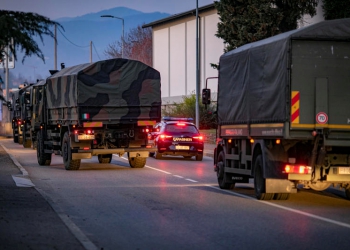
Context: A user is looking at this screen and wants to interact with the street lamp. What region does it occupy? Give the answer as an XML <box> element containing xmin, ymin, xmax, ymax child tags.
<box><xmin>101</xmin><ymin>15</ymin><xmax>125</xmax><ymax>58</ymax></box>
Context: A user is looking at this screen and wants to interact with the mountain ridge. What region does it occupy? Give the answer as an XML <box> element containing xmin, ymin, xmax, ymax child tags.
<box><xmin>6</xmin><ymin>7</ymin><xmax>170</xmax><ymax>86</ymax></box>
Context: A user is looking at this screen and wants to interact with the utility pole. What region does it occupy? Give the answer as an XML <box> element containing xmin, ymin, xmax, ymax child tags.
<box><xmin>195</xmin><ymin>0</ymin><xmax>200</xmax><ymax>128</ymax></box>
<box><xmin>54</xmin><ymin>24</ymin><xmax>57</xmax><ymax>70</ymax></box>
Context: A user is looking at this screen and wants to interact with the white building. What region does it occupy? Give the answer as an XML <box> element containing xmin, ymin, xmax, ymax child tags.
<box><xmin>143</xmin><ymin>2</ymin><xmax>325</xmax><ymax>104</ymax></box>
<box><xmin>143</xmin><ymin>4</ymin><xmax>224</xmax><ymax>104</ymax></box>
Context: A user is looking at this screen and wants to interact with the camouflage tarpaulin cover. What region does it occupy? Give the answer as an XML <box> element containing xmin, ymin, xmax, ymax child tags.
<box><xmin>46</xmin><ymin>58</ymin><xmax>161</xmax><ymax>121</ymax></box>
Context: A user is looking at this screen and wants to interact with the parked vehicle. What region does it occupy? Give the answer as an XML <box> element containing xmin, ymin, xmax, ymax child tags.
<box><xmin>29</xmin><ymin>58</ymin><xmax>161</xmax><ymax>170</ymax></box>
<box><xmin>149</xmin><ymin>117</ymin><xmax>204</xmax><ymax>161</ymax></box>
<box><xmin>202</xmin><ymin>18</ymin><xmax>350</xmax><ymax>200</ymax></box>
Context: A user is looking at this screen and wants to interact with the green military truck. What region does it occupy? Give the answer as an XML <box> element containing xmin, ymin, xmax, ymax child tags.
<box><xmin>8</xmin><ymin>84</ymin><xmax>34</xmax><ymax>146</ymax></box>
<box><xmin>19</xmin><ymin>83</ymin><xmax>37</xmax><ymax>148</ymax></box>
<box><xmin>202</xmin><ymin>18</ymin><xmax>350</xmax><ymax>200</ymax></box>
<box><xmin>8</xmin><ymin>88</ymin><xmax>21</xmax><ymax>143</ymax></box>
<box><xmin>32</xmin><ymin>58</ymin><xmax>161</xmax><ymax>170</ymax></box>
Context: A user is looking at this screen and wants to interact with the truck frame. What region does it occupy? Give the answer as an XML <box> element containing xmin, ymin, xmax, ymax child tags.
<box><xmin>203</xmin><ymin>18</ymin><xmax>350</xmax><ymax>200</ymax></box>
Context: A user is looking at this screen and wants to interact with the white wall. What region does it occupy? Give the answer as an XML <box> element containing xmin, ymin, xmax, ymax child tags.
<box><xmin>153</xmin><ymin>10</ymin><xmax>224</xmax><ymax>102</ymax></box>
<box><xmin>153</xmin><ymin>28</ymin><xmax>169</xmax><ymax>97</ymax></box>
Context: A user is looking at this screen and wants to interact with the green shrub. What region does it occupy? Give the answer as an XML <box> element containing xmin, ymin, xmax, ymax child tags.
<box><xmin>162</xmin><ymin>93</ymin><xmax>217</xmax><ymax>129</ymax></box>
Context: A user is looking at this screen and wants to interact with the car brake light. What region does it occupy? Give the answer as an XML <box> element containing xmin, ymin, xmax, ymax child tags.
<box><xmin>159</xmin><ymin>134</ymin><xmax>172</xmax><ymax>140</ymax></box>
<box><xmin>177</xmin><ymin>123</ymin><xmax>186</xmax><ymax>126</ymax></box>
<box><xmin>284</xmin><ymin>164</ymin><xmax>312</xmax><ymax>174</ymax></box>
<box><xmin>193</xmin><ymin>135</ymin><xmax>203</xmax><ymax>141</ymax></box>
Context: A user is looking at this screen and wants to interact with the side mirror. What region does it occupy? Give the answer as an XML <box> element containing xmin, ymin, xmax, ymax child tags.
<box><xmin>202</xmin><ymin>89</ymin><xmax>211</xmax><ymax>105</ymax></box>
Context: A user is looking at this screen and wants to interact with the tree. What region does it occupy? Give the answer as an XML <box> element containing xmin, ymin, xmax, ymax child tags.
<box><xmin>162</xmin><ymin>93</ymin><xmax>217</xmax><ymax>129</ymax></box>
<box><xmin>0</xmin><ymin>10</ymin><xmax>62</xmax><ymax>63</ymax></box>
<box><xmin>214</xmin><ymin>0</ymin><xmax>319</xmax><ymax>52</ymax></box>
<box><xmin>322</xmin><ymin>0</ymin><xmax>350</xmax><ymax>19</ymax></box>
<box><xmin>104</xmin><ymin>25</ymin><xmax>152</xmax><ymax>66</ymax></box>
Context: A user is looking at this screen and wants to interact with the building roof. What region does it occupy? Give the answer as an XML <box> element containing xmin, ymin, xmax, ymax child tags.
<box><xmin>142</xmin><ymin>3</ymin><xmax>215</xmax><ymax>28</ymax></box>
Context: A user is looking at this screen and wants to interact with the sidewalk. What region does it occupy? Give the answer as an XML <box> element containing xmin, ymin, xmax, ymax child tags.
<box><xmin>0</xmin><ymin>137</ymin><xmax>215</xmax><ymax>249</ymax></box>
<box><xmin>0</xmin><ymin>142</ymin><xmax>86</xmax><ymax>250</ymax></box>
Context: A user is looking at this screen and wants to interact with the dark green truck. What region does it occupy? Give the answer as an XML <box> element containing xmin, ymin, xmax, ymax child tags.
<box><xmin>203</xmin><ymin>18</ymin><xmax>350</xmax><ymax>200</ymax></box>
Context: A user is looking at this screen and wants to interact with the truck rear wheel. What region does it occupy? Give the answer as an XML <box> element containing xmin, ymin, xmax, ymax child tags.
<box><xmin>128</xmin><ymin>153</ymin><xmax>146</xmax><ymax>168</ymax></box>
<box><xmin>37</xmin><ymin>130</ymin><xmax>52</xmax><ymax>166</ymax></box>
<box><xmin>254</xmin><ymin>155</ymin><xmax>273</xmax><ymax>200</ymax></box>
<box><xmin>345</xmin><ymin>188</ymin><xmax>350</xmax><ymax>200</ymax></box>
<box><xmin>22</xmin><ymin>129</ymin><xmax>31</xmax><ymax>148</ymax></box>
<box><xmin>273</xmin><ymin>193</ymin><xmax>290</xmax><ymax>200</ymax></box>
<box><xmin>154</xmin><ymin>151</ymin><xmax>162</xmax><ymax>159</ymax></box>
<box><xmin>98</xmin><ymin>154</ymin><xmax>112</xmax><ymax>164</ymax></box>
<box><xmin>13</xmin><ymin>130</ymin><xmax>18</xmax><ymax>143</ymax></box>
<box><xmin>62</xmin><ymin>132</ymin><xmax>81</xmax><ymax>170</ymax></box>
<box><xmin>196</xmin><ymin>153</ymin><xmax>203</xmax><ymax>161</ymax></box>
<box><xmin>216</xmin><ymin>151</ymin><xmax>235</xmax><ymax>189</ymax></box>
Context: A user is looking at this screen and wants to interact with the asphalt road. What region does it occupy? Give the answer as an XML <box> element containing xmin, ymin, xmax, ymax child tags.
<box><xmin>2</xmin><ymin>138</ymin><xmax>350</xmax><ymax>250</ymax></box>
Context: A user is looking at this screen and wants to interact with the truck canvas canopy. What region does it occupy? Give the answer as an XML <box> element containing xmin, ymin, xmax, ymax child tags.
<box><xmin>46</xmin><ymin>58</ymin><xmax>161</xmax><ymax>122</ymax></box>
<box><xmin>218</xmin><ymin>18</ymin><xmax>350</xmax><ymax>125</ymax></box>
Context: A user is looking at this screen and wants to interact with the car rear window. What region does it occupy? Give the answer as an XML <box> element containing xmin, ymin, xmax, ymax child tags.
<box><xmin>165</xmin><ymin>124</ymin><xmax>198</xmax><ymax>133</ymax></box>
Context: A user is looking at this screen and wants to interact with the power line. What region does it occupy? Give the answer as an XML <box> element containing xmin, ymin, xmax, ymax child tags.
<box><xmin>57</xmin><ymin>27</ymin><xmax>90</xmax><ymax>48</ymax></box>
<box><xmin>56</xmin><ymin>27</ymin><xmax>102</xmax><ymax>62</ymax></box>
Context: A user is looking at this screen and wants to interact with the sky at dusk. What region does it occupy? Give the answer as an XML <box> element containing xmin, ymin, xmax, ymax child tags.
<box><xmin>2</xmin><ymin>0</ymin><xmax>215</xmax><ymax>19</ymax></box>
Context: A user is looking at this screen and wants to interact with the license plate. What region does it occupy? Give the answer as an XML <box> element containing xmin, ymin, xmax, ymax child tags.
<box><xmin>175</xmin><ymin>145</ymin><xmax>189</xmax><ymax>150</ymax></box>
<box><xmin>339</xmin><ymin>167</ymin><xmax>350</xmax><ymax>174</ymax></box>
<box><xmin>77</xmin><ymin>134</ymin><xmax>95</xmax><ymax>140</ymax></box>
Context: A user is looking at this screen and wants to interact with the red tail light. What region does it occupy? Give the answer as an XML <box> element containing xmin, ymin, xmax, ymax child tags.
<box><xmin>17</xmin><ymin>120</ymin><xmax>22</xmax><ymax>125</ymax></box>
<box><xmin>159</xmin><ymin>134</ymin><xmax>172</xmax><ymax>140</ymax></box>
<box><xmin>284</xmin><ymin>164</ymin><xmax>312</xmax><ymax>174</ymax></box>
<box><xmin>193</xmin><ymin>135</ymin><xmax>204</xmax><ymax>141</ymax></box>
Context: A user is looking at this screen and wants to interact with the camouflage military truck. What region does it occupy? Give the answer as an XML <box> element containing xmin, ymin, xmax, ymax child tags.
<box><xmin>7</xmin><ymin>84</ymin><xmax>34</xmax><ymax>145</ymax></box>
<box><xmin>18</xmin><ymin>83</ymin><xmax>37</xmax><ymax>148</ymax></box>
<box><xmin>8</xmin><ymin>88</ymin><xmax>21</xmax><ymax>143</ymax></box>
<box><xmin>32</xmin><ymin>58</ymin><xmax>161</xmax><ymax>170</ymax></box>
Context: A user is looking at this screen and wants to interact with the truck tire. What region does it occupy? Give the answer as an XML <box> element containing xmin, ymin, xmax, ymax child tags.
<box><xmin>254</xmin><ymin>155</ymin><xmax>273</xmax><ymax>200</ymax></box>
<box><xmin>22</xmin><ymin>129</ymin><xmax>31</xmax><ymax>148</ymax></box>
<box><xmin>98</xmin><ymin>154</ymin><xmax>112</xmax><ymax>164</ymax></box>
<box><xmin>62</xmin><ymin>132</ymin><xmax>81</xmax><ymax>170</ymax></box>
<box><xmin>13</xmin><ymin>130</ymin><xmax>19</xmax><ymax>143</ymax></box>
<box><xmin>18</xmin><ymin>131</ymin><xmax>23</xmax><ymax>144</ymax></box>
<box><xmin>37</xmin><ymin>130</ymin><xmax>52</xmax><ymax>166</ymax></box>
<box><xmin>196</xmin><ymin>153</ymin><xmax>203</xmax><ymax>161</ymax></box>
<box><xmin>128</xmin><ymin>153</ymin><xmax>146</xmax><ymax>168</ymax></box>
<box><xmin>273</xmin><ymin>193</ymin><xmax>290</xmax><ymax>200</ymax></box>
<box><xmin>345</xmin><ymin>188</ymin><xmax>350</xmax><ymax>200</ymax></box>
<box><xmin>154</xmin><ymin>151</ymin><xmax>162</xmax><ymax>159</ymax></box>
<box><xmin>216</xmin><ymin>151</ymin><xmax>235</xmax><ymax>189</ymax></box>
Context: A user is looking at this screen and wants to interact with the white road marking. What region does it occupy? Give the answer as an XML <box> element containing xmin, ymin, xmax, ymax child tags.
<box><xmin>186</xmin><ymin>179</ymin><xmax>198</xmax><ymax>183</ymax></box>
<box><xmin>173</xmin><ymin>175</ymin><xmax>184</xmax><ymax>178</ymax></box>
<box><xmin>145</xmin><ymin>166</ymin><xmax>172</xmax><ymax>174</ymax></box>
<box><xmin>205</xmin><ymin>185</ymin><xmax>350</xmax><ymax>229</ymax></box>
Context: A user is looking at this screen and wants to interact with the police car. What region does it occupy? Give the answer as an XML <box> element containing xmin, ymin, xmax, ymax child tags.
<box><xmin>149</xmin><ymin>117</ymin><xmax>204</xmax><ymax>161</ymax></box>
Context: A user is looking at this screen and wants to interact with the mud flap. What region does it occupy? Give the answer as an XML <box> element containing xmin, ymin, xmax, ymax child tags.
<box><xmin>72</xmin><ymin>153</ymin><xmax>92</xmax><ymax>160</ymax></box>
<box><xmin>265</xmin><ymin>179</ymin><xmax>297</xmax><ymax>193</ymax></box>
